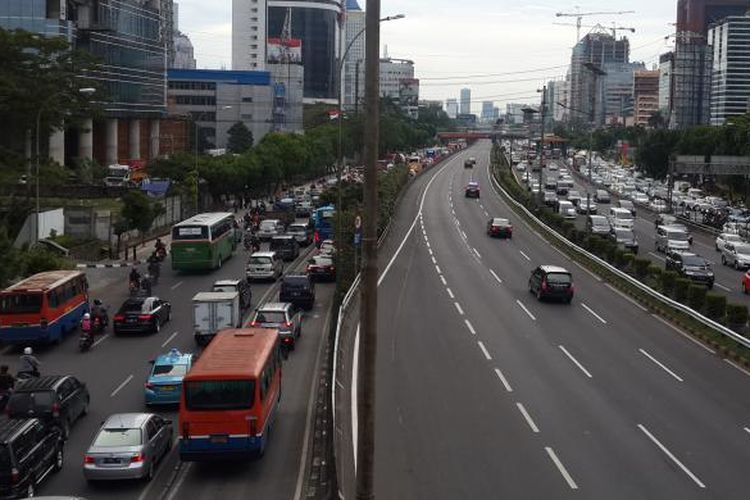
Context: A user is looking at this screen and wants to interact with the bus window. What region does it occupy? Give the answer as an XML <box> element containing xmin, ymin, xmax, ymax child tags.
<box><xmin>0</xmin><ymin>294</ymin><xmax>42</xmax><ymax>314</ymax></box>
<box><xmin>185</xmin><ymin>380</ymin><xmax>255</xmax><ymax>410</ymax></box>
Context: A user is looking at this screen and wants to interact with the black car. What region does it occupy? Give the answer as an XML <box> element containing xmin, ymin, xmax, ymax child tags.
<box><xmin>213</xmin><ymin>279</ymin><xmax>252</xmax><ymax>309</ymax></box>
<box><xmin>665</xmin><ymin>251</ymin><xmax>714</xmax><ymax>289</ymax></box>
<box><xmin>0</xmin><ymin>418</ymin><xmax>64</xmax><ymax>498</ymax></box>
<box><xmin>113</xmin><ymin>296</ymin><xmax>172</xmax><ymax>334</ymax></box>
<box><xmin>270</xmin><ymin>235</ymin><xmax>300</xmax><ymax>262</ymax></box>
<box><xmin>610</xmin><ymin>228</ymin><xmax>639</xmax><ymax>254</ymax></box>
<box><xmin>280</xmin><ymin>275</ymin><xmax>316</xmax><ymax>310</ymax></box>
<box><xmin>6</xmin><ymin>375</ymin><xmax>89</xmax><ymax>440</ymax></box>
<box><xmin>528</xmin><ymin>265</ymin><xmax>574</xmax><ymax>303</ymax></box>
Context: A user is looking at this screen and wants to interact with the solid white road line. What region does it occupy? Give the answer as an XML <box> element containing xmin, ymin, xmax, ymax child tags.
<box><xmin>639</xmin><ymin>348</ymin><xmax>684</xmax><ymax>382</ymax></box>
<box><xmin>494</xmin><ymin>368</ymin><xmax>513</xmax><ymax>392</ymax></box>
<box><xmin>170</xmin><ymin>281</ymin><xmax>183</xmax><ymax>290</ymax></box>
<box><xmin>439</xmin><ymin>275</ymin><xmax>447</xmax><ymax>286</ymax></box>
<box><xmin>651</xmin><ymin>314</ymin><xmax>716</xmax><ymax>354</ymax></box>
<box><xmin>164</xmin><ymin>463</ymin><xmax>194</xmax><ymax>500</ymax></box>
<box><xmin>715</xmin><ymin>283</ymin><xmax>732</xmax><ymax>292</ymax></box>
<box><xmin>605</xmin><ymin>283</ymin><xmax>648</xmax><ymax>312</ymax></box>
<box><xmin>110</xmin><ymin>374</ymin><xmax>134</xmax><ymax>397</ymax></box>
<box><xmin>161</xmin><ymin>330</ymin><xmax>179</xmax><ymax>348</ymax></box>
<box><xmin>724</xmin><ymin>358</ymin><xmax>750</xmax><ymax>378</ymax></box>
<box><xmin>637</xmin><ymin>424</ymin><xmax>706</xmax><ymax>488</ymax></box>
<box><xmin>446</xmin><ymin>288</ymin><xmax>455</xmax><ymax>299</ymax></box>
<box><xmin>516</xmin><ymin>402</ymin><xmax>540</xmax><ymax>433</ymax></box>
<box><xmin>477</xmin><ymin>341</ymin><xmax>492</xmax><ymax>360</ymax></box>
<box><xmin>516</xmin><ymin>300</ymin><xmax>537</xmax><ymax>321</ymax></box>
<box><xmin>559</xmin><ymin>345</ymin><xmax>593</xmax><ymax>379</ymax></box>
<box><xmin>581</xmin><ymin>303</ymin><xmax>608</xmax><ymax>324</ymax></box>
<box><xmin>454</xmin><ymin>302</ymin><xmax>465</xmax><ymax>316</ymax></box>
<box><xmin>519</xmin><ymin>250</ymin><xmax>531</xmax><ymax>261</ymax></box>
<box><xmin>352</xmin><ymin>325</ymin><xmax>360</xmax><ymax>469</ymax></box>
<box><xmin>92</xmin><ymin>334</ymin><xmax>110</xmax><ymax>347</ymax></box>
<box><xmin>464</xmin><ymin>319</ymin><xmax>477</xmax><ymax>335</ymax></box>
<box><xmin>473</xmin><ymin>248</ymin><xmax>482</xmax><ymax>259</ymax></box>
<box><xmin>545</xmin><ymin>447</ymin><xmax>579</xmax><ymax>490</ymax></box>
<box><xmin>489</xmin><ymin>269</ymin><xmax>503</xmax><ymax>284</ymax></box>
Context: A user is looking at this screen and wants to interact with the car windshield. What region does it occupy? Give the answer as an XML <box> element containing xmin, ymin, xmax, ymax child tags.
<box><xmin>93</xmin><ymin>428</ymin><xmax>142</xmax><ymax>447</ymax></box>
<box><xmin>669</xmin><ymin>232</ymin><xmax>689</xmax><ymax>241</ymax></box>
<box><xmin>284</xmin><ymin>277</ymin><xmax>309</xmax><ymax>288</ymax></box>
<box><xmin>682</xmin><ymin>256</ymin><xmax>707</xmax><ymax>267</ymax></box>
<box><xmin>546</xmin><ymin>273</ymin><xmax>572</xmax><ymax>284</ymax></box>
<box><xmin>735</xmin><ymin>244</ymin><xmax>750</xmax><ymax>254</ymax></box>
<box><xmin>312</xmin><ymin>256</ymin><xmax>333</xmax><ymax>266</ymax></box>
<box><xmin>7</xmin><ymin>390</ymin><xmax>55</xmax><ymax>414</ymax></box>
<box><xmin>152</xmin><ymin>364</ymin><xmax>188</xmax><ymax>377</ymax></box>
<box><xmin>724</xmin><ymin>234</ymin><xmax>742</xmax><ymax>241</ymax></box>
<box><xmin>185</xmin><ymin>380</ymin><xmax>255</xmax><ymax>410</ymax></box>
<box><xmin>213</xmin><ymin>285</ymin><xmax>236</xmax><ymax>293</ymax></box>
<box><xmin>0</xmin><ymin>293</ymin><xmax>42</xmax><ymax>314</ymax></box>
<box><xmin>492</xmin><ymin>219</ymin><xmax>509</xmax><ymax>226</ymax></box>
<box><xmin>615</xmin><ymin>230</ymin><xmax>634</xmax><ymax>239</ymax></box>
<box><xmin>249</xmin><ymin>256</ymin><xmax>271</xmax><ymax>265</ymax></box>
<box><xmin>255</xmin><ymin>311</ymin><xmax>286</xmax><ymax>324</ymax></box>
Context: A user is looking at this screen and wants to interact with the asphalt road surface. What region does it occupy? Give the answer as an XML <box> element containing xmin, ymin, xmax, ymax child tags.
<box><xmin>373</xmin><ymin>140</ymin><xmax>750</xmax><ymax>499</ymax></box>
<box><xmin>2</xmin><ymin>229</ymin><xmax>333</xmax><ymax>499</ymax></box>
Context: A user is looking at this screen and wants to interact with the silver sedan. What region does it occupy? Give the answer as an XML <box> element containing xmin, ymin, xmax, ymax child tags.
<box><xmin>83</xmin><ymin>413</ymin><xmax>173</xmax><ymax>482</ymax></box>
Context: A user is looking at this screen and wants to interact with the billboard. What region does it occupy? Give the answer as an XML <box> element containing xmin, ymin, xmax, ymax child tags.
<box><xmin>399</xmin><ymin>78</ymin><xmax>420</xmax><ymax>107</ymax></box>
<box><xmin>268</xmin><ymin>38</ymin><xmax>302</xmax><ymax>64</ymax></box>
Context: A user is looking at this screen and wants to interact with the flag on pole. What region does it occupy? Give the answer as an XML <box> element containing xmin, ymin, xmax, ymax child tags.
<box><xmin>329</xmin><ymin>109</ymin><xmax>341</xmax><ymax>120</ymax></box>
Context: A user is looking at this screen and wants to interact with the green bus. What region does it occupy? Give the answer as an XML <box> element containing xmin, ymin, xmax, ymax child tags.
<box><xmin>171</xmin><ymin>213</ymin><xmax>238</xmax><ymax>271</ymax></box>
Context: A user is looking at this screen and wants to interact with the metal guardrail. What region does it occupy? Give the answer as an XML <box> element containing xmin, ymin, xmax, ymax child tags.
<box><xmin>489</xmin><ymin>160</ymin><xmax>750</xmax><ymax>350</ymax></box>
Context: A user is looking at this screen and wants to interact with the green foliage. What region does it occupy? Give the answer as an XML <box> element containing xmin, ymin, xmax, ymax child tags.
<box><xmin>661</xmin><ymin>270</ymin><xmax>679</xmax><ymax>296</ymax></box>
<box><xmin>226</xmin><ymin>121</ymin><xmax>254</xmax><ymax>153</ymax></box>
<box><xmin>633</xmin><ymin>258</ymin><xmax>651</xmax><ymax>279</ymax></box>
<box><xmin>688</xmin><ymin>285</ymin><xmax>707</xmax><ymax>311</ymax></box>
<box><xmin>726</xmin><ymin>304</ymin><xmax>749</xmax><ymax>326</ymax></box>
<box><xmin>705</xmin><ymin>293</ymin><xmax>727</xmax><ymax>321</ymax></box>
<box><xmin>120</xmin><ymin>191</ymin><xmax>159</xmax><ymax>237</ymax></box>
<box><xmin>622</xmin><ymin>252</ymin><xmax>636</xmax><ymax>270</ymax></box>
<box><xmin>673</xmin><ymin>278</ymin><xmax>692</xmax><ymax>303</ymax></box>
<box><xmin>22</xmin><ymin>248</ymin><xmax>71</xmax><ymax>276</ymax></box>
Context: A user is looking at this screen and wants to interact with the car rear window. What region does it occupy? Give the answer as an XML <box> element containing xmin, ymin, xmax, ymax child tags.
<box><xmin>260</xmin><ymin>221</ymin><xmax>277</xmax><ymax>230</ymax></box>
<box><xmin>121</xmin><ymin>300</ymin><xmax>145</xmax><ymax>313</ymax></box>
<box><xmin>7</xmin><ymin>390</ymin><xmax>56</xmax><ymax>415</ymax></box>
<box><xmin>283</xmin><ymin>277</ymin><xmax>309</xmax><ymax>289</ymax></box>
<box><xmin>212</xmin><ymin>286</ymin><xmax>236</xmax><ymax>294</ymax></box>
<box><xmin>270</xmin><ymin>238</ymin><xmax>292</xmax><ymax>250</ymax></box>
<box><xmin>312</xmin><ymin>256</ymin><xmax>333</xmax><ymax>266</ymax></box>
<box><xmin>255</xmin><ymin>311</ymin><xmax>286</xmax><ymax>324</ymax></box>
<box><xmin>249</xmin><ymin>256</ymin><xmax>271</xmax><ymax>266</ymax></box>
<box><xmin>185</xmin><ymin>380</ymin><xmax>255</xmax><ymax>410</ymax></box>
<box><xmin>546</xmin><ymin>273</ymin><xmax>572</xmax><ymax>285</ymax></box>
<box><xmin>94</xmin><ymin>428</ymin><xmax>142</xmax><ymax>447</ymax></box>
<box><xmin>152</xmin><ymin>364</ymin><xmax>188</xmax><ymax>377</ymax></box>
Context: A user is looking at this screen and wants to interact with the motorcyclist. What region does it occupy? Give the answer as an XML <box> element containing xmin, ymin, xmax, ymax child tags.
<box><xmin>129</xmin><ymin>267</ymin><xmax>141</xmax><ymax>289</ymax></box>
<box><xmin>141</xmin><ymin>274</ymin><xmax>153</xmax><ymax>296</ymax></box>
<box><xmin>80</xmin><ymin>312</ymin><xmax>92</xmax><ymax>334</ymax></box>
<box><xmin>91</xmin><ymin>299</ymin><xmax>108</xmax><ymax>326</ymax></box>
<box><xmin>18</xmin><ymin>347</ymin><xmax>40</xmax><ymax>378</ymax></box>
<box><xmin>154</xmin><ymin>238</ymin><xmax>167</xmax><ymax>260</ymax></box>
<box><xmin>147</xmin><ymin>254</ymin><xmax>161</xmax><ymax>283</ymax></box>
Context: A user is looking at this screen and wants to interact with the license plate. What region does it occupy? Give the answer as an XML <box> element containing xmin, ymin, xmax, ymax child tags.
<box><xmin>127</xmin><ymin>318</ymin><xmax>137</xmax><ymax>323</ymax></box>
<box><xmin>210</xmin><ymin>435</ymin><xmax>228</xmax><ymax>444</ymax></box>
<box><xmin>159</xmin><ymin>386</ymin><xmax>176</xmax><ymax>391</ymax></box>
<box><xmin>103</xmin><ymin>457</ymin><xmax>120</xmax><ymax>464</ymax></box>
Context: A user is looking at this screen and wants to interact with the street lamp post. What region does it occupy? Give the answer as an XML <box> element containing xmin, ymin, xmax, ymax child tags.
<box><xmin>537</xmin><ymin>85</ymin><xmax>548</xmax><ymax>204</ymax></box>
<box><xmin>34</xmin><ymin>87</ymin><xmax>95</xmax><ymax>244</ymax></box>
<box><xmin>521</xmin><ymin>107</ymin><xmax>538</xmax><ymax>192</ymax></box>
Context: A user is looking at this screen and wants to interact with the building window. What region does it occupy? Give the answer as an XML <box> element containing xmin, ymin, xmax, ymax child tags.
<box><xmin>176</xmin><ymin>95</ymin><xmax>217</xmax><ymax>106</ymax></box>
<box><xmin>241</xmin><ymin>114</ymin><xmax>254</xmax><ymax>120</ymax></box>
<box><xmin>242</xmin><ymin>97</ymin><xmax>254</xmax><ymax>103</ymax></box>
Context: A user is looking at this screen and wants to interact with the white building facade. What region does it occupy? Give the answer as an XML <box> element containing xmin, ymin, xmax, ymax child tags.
<box><xmin>232</xmin><ymin>0</ymin><xmax>268</xmax><ymax>70</ymax></box>
<box><xmin>343</xmin><ymin>1</ymin><xmax>365</xmax><ymax>110</ymax></box>
<box><xmin>709</xmin><ymin>14</ymin><xmax>750</xmax><ymax>126</ymax></box>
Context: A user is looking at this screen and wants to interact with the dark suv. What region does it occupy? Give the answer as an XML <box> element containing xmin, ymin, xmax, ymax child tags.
<box><xmin>528</xmin><ymin>265</ymin><xmax>574</xmax><ymax>303</ymax></box>
<box><xmin>0</xmin><ymin>418</ymin><xmax>64</xmax><ymax>498</ymax></box>
<box><xmin>270</xmin><ymin>235</ymin><xmax>300</xmax><ymax>262</ymax></box>
<box><xmin>665</xmin><ymin>251</ymin><xmax>714</xmax><ymax>289</ymax></box>
<box><xmin>280</xmin><ymin>275</ymin><xmax>316</xmax><ymax>310</ymax></box>
<box><xmin>6</xmin><ymin>375</ymin><xmax>90</xmax><ymax>440</ymax></box>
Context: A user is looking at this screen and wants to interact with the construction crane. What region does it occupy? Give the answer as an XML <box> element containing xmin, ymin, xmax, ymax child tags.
<box><xmin>553</xmin><ymin>22</ymin><xmax>635</xmax><ymax>39</ymax></box>
<box><xmin>555</xmin><ymin>8</ymin><xmax>636</xmax><ymax>41</ymax></box>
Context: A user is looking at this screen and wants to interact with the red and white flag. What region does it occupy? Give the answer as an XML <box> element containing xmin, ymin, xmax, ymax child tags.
<box><xmin>328</xmin><ymin>110</ymin><xmax>341</xmax><ymax>120</ymax></box>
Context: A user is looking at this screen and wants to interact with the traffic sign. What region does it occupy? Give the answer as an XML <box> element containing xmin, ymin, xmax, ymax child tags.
<box><xmin>354</xmin><ymin>215</ymin><xmax>362</xmax><ymax>231</ymax></box>
<box><xmin>354</xmin><ymin>232</ymin><xmax>362</xmax><ymax>246</ymax></box>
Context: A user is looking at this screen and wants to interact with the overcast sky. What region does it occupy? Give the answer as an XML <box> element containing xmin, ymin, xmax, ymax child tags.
<box><xmin>177</xmin><ymin>1</ymin><xmax>677</xmax><ymax>113</ymax></box>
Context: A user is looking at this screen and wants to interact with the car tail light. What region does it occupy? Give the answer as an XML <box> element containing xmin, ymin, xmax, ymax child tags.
<box><xmin>250</xmin><ymin>320</ymin><xmax>258</xmax><ymax>327</ymax></box>
<box><xmin>330</xmin><ymin>266</ymin><xmax>336</xmax><ymax>272</ymax></box>
<box><xmin>130</xmin><ymin>453</ymin><xmax>144</xmax><ymax>463</ymax></box>
<box><xmin>10</xmin><ymin>467</ymin><xmax>19</xmax><ymax>483</ymax></box>
<box><xmin>145</xmin><ymin>382</ymin><xmax>154</xmax><ymax>389</ymax></box>
<box><xmin>40</xmin><ymin>317</ymin><xmax>48</xmax><ymax>329</ymax></box>
<box><xmin>182</xmin><ymin>422</ymin><xmax>190</xmax><ymax>440</ymax></box>
<box><xmin>84</xmin><ymin>455</ymin><xmax>95</xmax><ymax>464</ymax></box>
<box><xmin>282</xmin><ymin>337</ymin><xmax>293</xmax><ymax>344</ymax></box>
<box><xmin>51</xmin><ymin>403</ymin><xmax>60</xmax><ymax>418</ymax></box>
<box><xmin>138</xmin><ymin>314</ymin><xmax>153</xmax><ymax>321</ymax></box>
<box><xmin>113</xmin><ymin>314</ymin><xmax>125</xmax><ymax>322</ymax></box>
<box><xmin>569</xmin><ymin>284</ymin><xmax>575</xmax><ymax>294</ymax></box>
<box><xmin>541</xmin><ymin>279</ymin><xmax>548</xmax><ymax>292</ymax></box>
<box><xmin>284</xmin><ymin>321</ymin><xmax>293</xmax><ymax>328</ymax></box>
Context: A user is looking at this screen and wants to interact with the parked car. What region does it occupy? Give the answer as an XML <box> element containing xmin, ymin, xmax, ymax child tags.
<box><xmin>212</xmin><ymin>279</ymin><xmax>252</xmax><ymax>309</ymax></box>
<box><xmin>251</xmin><ymin>302</ymin><xmax>303</xmax><ymax>351</ymax></box>
<box><xmin>6</xmin><ymin>375</ymin><xmax>90</xmax><ymax>440</ymax></box>
<box><xmin>528</xmin><ymin>265</ymin><xmax>574</xmax><ymax>303</ymax></box>
<box><xmin>246</xmin><ymin>251</ymin><xmax>284</xmax><ymax>281</ymax></box>
<box><xmin>144</xmin><ymin>349</ymin><xmax>194</xmax><ymax>406</ymax></box>
<box><xmin>665</xmin><ymin>251</ymin><xmax>714</xmax><ymax>289</ymax></box>
<box><xmin>83</xmin><ymin>413</ymin><xmax>173</xmax><ymax>482</ymax></box>
<box><xmin>113</xmin><ymin>297</ymin><xmax>172</xmax><ymax>334</ymax></box>
<box><xmin>280</xmin><ymin>275</ymin><xmax>316</xmax><ymax>310</ymax></box>
<box><xmin>0</xmin><ymin>418</ymin><xmax>64</xmax><ymax>498</ymax></box>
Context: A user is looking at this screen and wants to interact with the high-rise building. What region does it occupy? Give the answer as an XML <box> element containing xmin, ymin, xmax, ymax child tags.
<box><xmin>709</xmin><ymin>13</ymin><xmax>750</xmax><ymax>125</ymax></box>
<box><xmin>460</xmin><ymin>88</ymin><xmax>471</xmax><ymax>115</ymax></box>
<box><xmin>232</xmin><ymin>0</ymin><xmax>268</xmax><ymax>71</ymax></box>
<box><xmin>569</xmin><ymin>31</ymin><xmax>630</xmax><ymax>126</ymax></box>
<box><xmin>172</xmin><ymin>2</ymin><xmax>196</xmax><ymax>69</ymax></box>
<box><xmin>380</xmin><ymin>58</ymin><xmax>415</xmax><ymax>99</ymax></box>
<box><xmin>480</xmin><ymin>101</ymin><xmax>495</xmax><ymax>122</ymax></box>
<box><xmin>670</xmin><ymin>0</ymin><xmax>750</xmax><ymax>128</ymax></box>
<box><xmin>633</xmin><ymin>70</ymin><xmax>660</xmax><ymax>126</ymax></box>
<box><xmin>0</xmin><ymin>0</ymin><xmax>169</xmax><ymax>166</ymax></box>
<box><xmin>343</xmin><ymin>0</ymin><xmax>366</xmax><ymax>110</ymax></box>
<box><xmin>446</xmin><ymin>99</ymin><xmax>459</xmax><ymax>118</ymax></box>
<box><xmin>506</xmin><ymin>103</ymin><xmax>526</xmax><ymax>124</ymax></box>
<box><xmin>601</xmin><ymin>62</ymin><xmax>645</xmax><ymax>125</ymax></box>
<box><xmin>659</xmin><ymin>52</ymin><xmax>674</xmax><ymax>112</ymax></box>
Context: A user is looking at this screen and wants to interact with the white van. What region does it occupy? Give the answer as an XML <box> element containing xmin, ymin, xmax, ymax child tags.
<box><xmin>609</xmin><ymin>207</ymin><xmax>634</xmax><ymax>229</ymax></box>
<box><xmin>557</xmin><ymin>200</ymin><xmax>577</xmax><ymax>220</ymax></box>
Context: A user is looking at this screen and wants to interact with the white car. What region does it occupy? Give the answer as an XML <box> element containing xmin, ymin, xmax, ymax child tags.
<box><xmin>246</xmin><ymin>251</ymin><xmax>284</xmax><ymax>281</ymax></box>
<box><xmin>715</xmin><ymin>232</ymin><xmax>743</xmax><ymax>252</ymax></box>
<box><xmin>257</xmin><ymin>219</ymin><xmax>284</xmax><ymax>240</ymax></box>
<box><xmin>721</xmin><ymin>242</ymin><xmax>750</xmax><ymax>270</ymax></box>
<box><xmin>649</xmin><ymin>199</ymin><xmax>668</xmax><ymax>213</ymax></box>
<box><xmin>632</xmin><ymin>192</ymin><xmax>649</xmax><ymax>204</ymax></box>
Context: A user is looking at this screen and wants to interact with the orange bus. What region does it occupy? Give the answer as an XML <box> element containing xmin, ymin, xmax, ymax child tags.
<box><xmin>0</xmin><ymin>270</ymin><xmax>89</xmax><ymax>345</ymax></box>
<box><xmin>178</xmin><ymin>328</ymin><xmax>282</xmax><ymax>460</ymax></box>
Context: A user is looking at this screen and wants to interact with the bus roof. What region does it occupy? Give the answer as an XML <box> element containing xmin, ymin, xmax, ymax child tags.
<box><xmin>2</xmin><ymin>270</ymin><xmax>85</xmax><ymax>294</ymax></box>
<box><xmin>185</xmin><ymin>328</ymin><xmax>277</xmax><ymax>380</ymax></box>
<box><xmin>174</xmin><ymin>212</ymin><xmax>233</xmax><ymax>227</ymax></box>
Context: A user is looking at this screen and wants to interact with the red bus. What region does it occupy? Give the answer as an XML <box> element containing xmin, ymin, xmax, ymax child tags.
<box><xmin>0</xmin><ymin>270</ymin><xmax>89</xmax><ymax>345</ymax></box>
<box><xmin>178</xmin><ymin>328</ymin><xmax>282</xmax><ymax>460</ymax></box>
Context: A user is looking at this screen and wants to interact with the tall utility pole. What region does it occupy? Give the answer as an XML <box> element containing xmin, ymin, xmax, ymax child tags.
<box><xmin>583</xmin><ymin>62</ymin><xmax>606</xmax><ymax>213</ymax></box>
<box><xmin>357</xmin><ymin>0</ymin><xmax>380</xmax><ymax>498</ymax></box>
<box><xmin>538</xmin><ymin>85</ymin><xmax>547</xmax><ymax>204</ymax></box>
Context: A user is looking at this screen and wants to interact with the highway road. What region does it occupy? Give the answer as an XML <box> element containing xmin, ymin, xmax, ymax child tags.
<box><xmin>1</xmin><ymin>223</ymin><xmax>333</xmax><ymax>499</ymax></box>
<box><xmin>372</xmin><ymin>140</ymin><xmax>750</xmax><ymax>499</ymax></box>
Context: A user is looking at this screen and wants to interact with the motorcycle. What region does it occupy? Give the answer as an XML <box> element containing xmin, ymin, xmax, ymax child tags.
<box><xmin>79</xmin><ymin>331</ymin><xmax>93</xmax><ymax>352</ymax></box>
<box><xmin>148</xmin><ymin>262</ymin><xmax>161</xmax><ymax>285</ymax></box>
<box><xmin>129</xmin><ymin>279</ymin><xmax>140</xmax><ymax>296</ymax></box>
<box><xmin>16</xmin><ymin>370</ymin><xmax>39</xmax><ymax>380</ymax></box>
<box><xmin>154</xmin><ymin>246</ymin><xmax>167</xmax><ymax>262</ymax></box>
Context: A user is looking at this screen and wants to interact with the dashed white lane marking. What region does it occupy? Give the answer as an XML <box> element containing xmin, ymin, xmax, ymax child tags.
<box><xmin>161</xmin><ymin>330</ymin><xmax>179</xmax><ymax>348</ymax></box>
<box><xmin>446</xmin><ymin>288</ymin><xmax>455</xmax><ymax>299</ymax></box>
<box><xmin>426</xmin><ymin>241</ymin><xmax>431</xmax><ymax>249</ymax></box>
<box><xmin>516</xmin><ymin>300</ymin><xmax>537</xmax><ymax>321</ymax></box>
<box><xmin>639</xmin><ymin>348</ymin><xmax>684</xmax><ymax>382</ymax></box>
<box><xmin>431</xmin><ymin>256</ymin><xmax>437</xmax><ymax>264</ymax></box>
<box><xmin>559</xmin><ymin>345</ymin><xmax>593</xmax><ymax>378</ymax></box>
<box><xmin>110</xmin><ymin>374</ymin><xmax>134</xmax><ymax>397</ymax></box>
<box><xmin>648</xmin><ymin>252</ymin><xmax>666</xmax><ymax>262</ymax></box>
<box><xmin>545</xmin><ymin>447</ymin><xmax>579</xmax><ymax>490</ymax></box>
<box><xmin>435</xmin><ymin>265</ymin><xmax>442</xmax><ymax>274</ymax></box>
<box><xmin>461</xmin><ymin>230</ymin><xmax>468</xmax><ymax>239</ymax></box>
<box><xmin>489</xmin><ymin>269</ymin><xmax>503</xmax><ymax>284</ymax></box>
<box><xmin>744</xmin><ymin>426</ymin><xmax>750</xmax><ymax>436</ymax></box>
<box><xmin>477</xmin><ymin>341</ymin><xmax>492</xmax><ymax>360</ymax></box>
<box><xmin>494</xmin><ymin>368</ymin><xmax>513</xmax><ymax>392</ymax></box>
<box><xmin>715</xmin><ymin>283</ymin><xmax>732</xmax><ymax>292</ymax></box>
<box><xmin>439</xmin><ymin>275</ymin><xmax>447</xmax><ymax>286</ymax></box>
<box><xmin>637</xmin><ymin>424</ymin><xmax>706</xmax><ymax>488</ymax></box>
<box><xmin>516</xmin><ymin>402</ymin><xmax>540</xmax><ymax>433</ymax></box>
<box><xmin>651</xmin><ymin>314</ymin><xmax>716</xmax><ymax>354</ymax></box>
<box><xmin>519</xmin><ymin>250</ymin><xmax>531</xmax><ymax>261</ymax></box>
<box><xmin>473</xmin><ymin>248</ymin><xmax>482</xmax><ymax>259</ymax></box>
<box><xmin>454</xmin><ymin>302</ymin><xmax>465</xmax><ymax>315</ymax></box>
<box><xmin>605</xmin><ymin>283</ymin><xmax>648</xmax><ymax>312</ymax></box>
<box><xmin>92</xmin><ymin>334</ymin><xmax>110</xmax><ymax>347</ymax></box>
<box><xmin>464</xmin><ymin>319</ymin><xmax>476</xmax><ymax>335</ymax></box>
<box><xmin>170</xmin><ymin>281</ymin><xmax>183</xmax><ymax>290</ymax></box>
<box><xmin>724</xmin><ymin>358</ymin><xmax>750</xmax><ymax>378</ymax></box>
<box><xmin>428</xmin><ymin>248</ymin><xmax>433</xmax><ymax>256</ymax></box>
<box><xmin>581</xmin><ymin>303</ymin><xmax>608</xmax><ymax>324</ymax></box>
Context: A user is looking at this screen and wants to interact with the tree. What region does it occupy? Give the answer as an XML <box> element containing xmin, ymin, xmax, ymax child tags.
<box><xmin>227</xmin><ymin>121</ymin><xmax>254</xmax><ymax>153</ymax></box>
<box><xmin>647</xmin><ymin>110</ymin><xmax>667</xmax><ymax>129</ymax></box>
<box><xmin>120</xmin><ymin>191</ymin><xmax>158</xmax><ymax>243</ymax></box>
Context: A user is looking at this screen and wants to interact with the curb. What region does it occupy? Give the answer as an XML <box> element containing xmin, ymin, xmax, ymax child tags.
<box><xmin>76</xmin><ymin>260</ymin><xmax>147</xmax><ymax>269</ymax></box>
